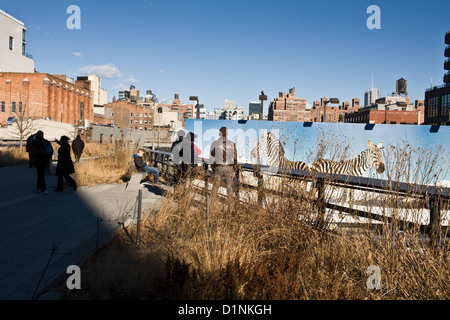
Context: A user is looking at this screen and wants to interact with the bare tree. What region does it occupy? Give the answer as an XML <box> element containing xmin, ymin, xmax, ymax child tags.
<box><xmin>10</xmin><ymin>102</ymin><xmax>38</xmax><ymax>153</ymax></box>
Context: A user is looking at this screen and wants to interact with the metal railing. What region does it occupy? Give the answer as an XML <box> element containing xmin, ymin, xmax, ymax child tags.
<box><xmin>143</xmin><ymin>148</ymin><xmax>450</xmax><ymax>237</ymax></box>
<box><xmin>426</xmin><ymin>83</ymin><xmax>450</xmax><ymax>91</ymax></box>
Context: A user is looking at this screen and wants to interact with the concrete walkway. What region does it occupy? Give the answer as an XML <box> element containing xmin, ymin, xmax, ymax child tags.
<box><xmin>0</xmin><ymin>164</ymin><xmax>165</xmax><ymax>300</ymax></box>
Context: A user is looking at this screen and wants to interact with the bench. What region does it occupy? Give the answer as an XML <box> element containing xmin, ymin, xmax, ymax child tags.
<box><xmin>126</xmin><ymin>160</ymin><xmax>149</xmax><ymax>191</ymax></box>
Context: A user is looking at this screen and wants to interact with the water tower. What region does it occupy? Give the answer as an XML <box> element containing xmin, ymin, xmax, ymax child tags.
<box><xmin>393</xmin><ymin>78</ymin><xmax>408</xmax><ymax>97</ymax></box>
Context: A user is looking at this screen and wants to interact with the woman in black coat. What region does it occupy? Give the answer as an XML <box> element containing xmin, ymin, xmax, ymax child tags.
<box><xmin>55</xmin><ymin>136</ymin><xmax>77</xmax><ymax>192</ymax></box>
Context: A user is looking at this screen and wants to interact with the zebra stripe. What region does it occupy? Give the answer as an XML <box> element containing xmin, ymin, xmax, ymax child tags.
<box><xmin>310</xmin><ymin>141</ymin><xmax>384</xmax><ymax>177</ymax></box>
<box><xmin>252</xmin><ymin>132</ymin><xmax>308</xmax><ymax>173</ymax></box>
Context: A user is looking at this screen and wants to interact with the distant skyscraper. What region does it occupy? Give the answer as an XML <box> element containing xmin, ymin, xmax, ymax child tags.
<box><xmin>249</xmin><ymin>101</ymin><xmax>261</xmax><ymax>116</ymax></box>
<box><xmin>364</xmin><ymin>88</ymin><xmax>379</xmax><ymax>107</ymax></box>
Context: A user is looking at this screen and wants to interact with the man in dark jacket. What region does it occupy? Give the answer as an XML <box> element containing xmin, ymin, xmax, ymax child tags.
<box><xmin>72</xmin><ymin>134</ymin><xmax>85</xmax><ymax>163</ymax></box>
<box><xmin>54</xmin><ymin>136</ymin><xmax>77</xmax><ymax>192</ymax></box>
<box><xmin>133</xmin><ymin>149</ymin><xmax>159</xmax><ymax>184</ymax></box>
<box><xmin>34</xmin><ymin>130</ymin><xmax>53</xmax><ymax>195</ymax></box>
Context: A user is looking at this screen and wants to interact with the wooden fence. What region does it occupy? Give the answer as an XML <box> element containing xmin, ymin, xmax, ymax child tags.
<box><xmin>145</xmin><ymin>148</ymin><xmax>450</xmax><ymax>238</ymax></box>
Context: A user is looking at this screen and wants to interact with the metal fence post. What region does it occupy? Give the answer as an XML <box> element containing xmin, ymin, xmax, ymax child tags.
<box><xmin>204</xmin><ymin>166</ymin><xmax>210</xmax><ymax>233</ymax></box>
<box><xmin>428</xmin><ymin>195</ymin><xmax>441</xmax><ymax>242</ymax></box>
<box><xmin>256</xmin><ymin>167</ymin><xmax>264</xmax><ymax>207</ymax></box>
<box><xmin>136</xmin><ymin>189</ymin><xmax>142</xmax><ymax>245</ymax></box>
<box><xmin>315</xmin><ymin>179</ymin><xmax>326</xmax><ymax>228</ymax></box>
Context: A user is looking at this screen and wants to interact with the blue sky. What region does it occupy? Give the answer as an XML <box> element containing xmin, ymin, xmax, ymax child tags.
<box><xmin>2</xmin><ymin>0</ymin><xmax>450</xmax><ymax>113</ymax></box>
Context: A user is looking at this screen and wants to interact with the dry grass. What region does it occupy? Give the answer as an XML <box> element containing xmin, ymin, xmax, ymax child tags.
<box><xmin>58</xmin><ymin>140</ymin><xmax>449</xmax><ymax>300</ymax></box>
<box><xmin>72</xmin><ymin>143</ymin><xmax>134</xmax><ymax>187</ymax></box>
<box><xmin>0</xmin><ymin>147</ymin><xmax>29</xmax><ymax>167</ymax></box>
<box><xmin>62</xmin><ymin>172</ymin><xmax>449</xmax><ymax>300</ymax></box>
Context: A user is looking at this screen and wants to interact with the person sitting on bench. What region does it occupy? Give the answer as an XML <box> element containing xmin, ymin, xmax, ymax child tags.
<box><xmin>133</xmin><ymin>149</ymin><xmax>160</xmax><ymax>184</ymax></box>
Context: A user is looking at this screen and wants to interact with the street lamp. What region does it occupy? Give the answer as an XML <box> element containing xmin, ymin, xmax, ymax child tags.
<box><xmin>157</xmin><ymin>106</ymin><xmax>162</xmax><ymax>149</ymax></box>
<box><xmin>384</xmin><ymin>101</ymin><xmax>407</xmax><ymax>124</ymax></box>
<box><xmin>323</xmin><ymin>98</ymin><xmax>339</xmax><ymax>122</ymax></box>
<box><xmin>189</xmin><ymin>96</ymin><xmax>199</xmax><ymax>119</ymax></box>
<box><xmin>259</xmin><ymin>91</ymin><xmax>267</xmax><ymax>120</ymax></box>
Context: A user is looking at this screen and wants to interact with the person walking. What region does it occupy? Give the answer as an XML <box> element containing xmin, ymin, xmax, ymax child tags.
<box><xmin>171</xmin><ymin>130</ymin><xmax>188</xmax><ymax>186</ymax></box>
<box><xmin>72</xmin><ymin>134</ymin><xmax>85</xmax><ymax>163</ymax></box>
<box><xmin>54</xmin><ymin>136</ymin><xmax>77</xmax><ymax>192</ymax></box>
<box><xmin>26</xmin><ymin>133</ymin><xmax>37</xmax><ymax>168</ymax></box>
<box><xmin>34</xmin><ymin>131</ymin><xmax>53</xmax><ymax>195</ymax></box>
<box><xmin>209</xmin><ymin>126</ymin><xmax>238</xmax><ymax>207</ymax></box>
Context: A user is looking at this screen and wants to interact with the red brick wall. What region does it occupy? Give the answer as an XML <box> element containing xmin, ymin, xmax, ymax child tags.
<box><xmin>106</xmin><ymin>100</ymin><xmax>154</xmax><ymax>131</ymax></box>
<box><xmin>0</xmin><ymin>73</ymin><xmax>92</xmax><ymax>125</ymax></box>
<box><xmin>345</xmin><ymin>110</ymin><xmax>423</xmax><ymax>124</ymax></box>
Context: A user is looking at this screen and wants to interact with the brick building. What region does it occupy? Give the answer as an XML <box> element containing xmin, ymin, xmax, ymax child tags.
<box><xmin>345</xmin><ymin>98</ymin><xmax>424</xmax><ymax>124</ymax></box>
<box><xmin>105</xmin><ymin>100</ymin><xmax>154</xmax><ymax>131</ymax></box>
<box><xmin>310</xmin><ymin>98</ymin><xmax>361</xmax><ymax>122</ymax></box>
<box><xmin>268</xmin><ymin>88</ymin><xmax>310</xmax><ymax>122</ymax></box>
<box><xmin>345</xmin><ymin>109</ymin><xmax>423</xmax><ymax>125</ymax></box>
<box><xmin>157</xmin><ymin>93</ymin><xmax>193</xmax><ymax>126</ymax></box>
<box><xmin>93</xmin><ymin>105</ymin><xmax>113</xmax><ymax>126</ymax></box>
<box><xmin>0</xmin><ymin>72</ymin><xmax>92</xmax><ymax>126</ymax></box>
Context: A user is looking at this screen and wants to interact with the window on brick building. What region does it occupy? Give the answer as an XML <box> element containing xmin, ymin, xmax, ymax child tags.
<box><xmin>11</xmin><ymin>102</ymin><xmax>16</xmax><ymax>113</ymax></box>
<box><xmin>18</xmin><ymin>102</ymin><xmax>22</xmax><ymax>113</ymax></box>
<box><xmin>1</xmin><ymin>102</ymin><xmax>5</xmax><ymax>113</ymax></box>
<box><xmin>80</xmin><ymin>102</ymin><xmax>85</xmax><ymax>120</ymax></box>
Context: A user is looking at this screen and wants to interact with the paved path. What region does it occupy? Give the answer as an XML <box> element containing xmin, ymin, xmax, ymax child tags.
<box><xmin>0</xmin><ymin>164</ymin><xmax>165</xmax><ymax>300</ymax></box>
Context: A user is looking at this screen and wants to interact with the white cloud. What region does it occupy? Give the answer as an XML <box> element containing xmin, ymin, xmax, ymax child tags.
<box><xmin>73</xmin><ymin>52</ymin><xmax>83</xmax><ymax>57</ymax></box>
<box><xmin>113</xmin><ymin>83</ymin><xmax>128</xmax><ymax>91</ymax></box>
<box><xmin>124</xmin><ymin>77</ymin><xmax>138</xmax><ymax>84</ymax></box>
<box><xmin>79</xmin><ymin>63</ymin><xmax>122</xmax><ymax>79</ymax></box>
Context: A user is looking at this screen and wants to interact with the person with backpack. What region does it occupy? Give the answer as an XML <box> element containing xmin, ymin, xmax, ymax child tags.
<box><xmin>54</xmin><ymin>136</ymin><xmax>77</xmax><ymax>192</ymax></box>
<box><xmin>34</xmin><ymin>130</ymin><xmax>53</xmax><ymax>195</ymax></box>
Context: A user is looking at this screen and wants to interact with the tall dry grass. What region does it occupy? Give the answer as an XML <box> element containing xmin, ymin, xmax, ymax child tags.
<box><xmin>60</xmin><ymin>139</ymin><xmax>449</xmax><ymax>300</ymax></box>
<box><xmin>63</xmin><ymin>172</ymin><xmax>449</xmax><ymax>300</ymax></box>
<box><xmin>71</xmin><ymin>143</ymin><xmax>135</xmax><ymax>187</ymax></box>
<box><xmin>0</xmin><ymin>147</ymin><xmax>29</xmax><ymax>167</ymax></box>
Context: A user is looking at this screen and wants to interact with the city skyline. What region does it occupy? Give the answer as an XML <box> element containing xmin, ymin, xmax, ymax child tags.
<box><xmin>2</xmin><ymin>0</ymin><xmax>449</xmax><ymax>113</ymax></box>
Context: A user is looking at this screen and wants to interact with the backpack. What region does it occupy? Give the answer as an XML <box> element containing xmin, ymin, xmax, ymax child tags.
<box><xmin>36</xmin><ymin>140</ymin><xmax>53</xmax><ymax>158</ymax></box>
<box><xmin>43</xmin><ymin>141</ymin><xmax>53</xmax><ymax>155</ymax></box>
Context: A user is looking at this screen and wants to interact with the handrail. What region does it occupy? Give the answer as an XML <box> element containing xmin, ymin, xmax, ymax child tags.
<box><xmin>143</xmin><ymin>148</ymin><xmax>449</xmax><ymax>235</ymax></box>
<box><xmin>144</xmin><ymin>148</ymin><xmax>450</xmax><ymax>200</ymax></box>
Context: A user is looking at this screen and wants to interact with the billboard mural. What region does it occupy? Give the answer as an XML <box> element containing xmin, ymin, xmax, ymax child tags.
<box><xmin>185</xmin><ymin>119</ymin><xmax>450</xmax><ymax>186</ymax></box>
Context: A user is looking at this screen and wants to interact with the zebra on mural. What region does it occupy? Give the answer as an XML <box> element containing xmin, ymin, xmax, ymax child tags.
<box><xmin>250</xmin><ymin>130</ymin><xmax>309</xmax><ymax>195</ymax></box>
<box><xmin>250</xmin><ymin>130</ymin><xmax>308</xmax><ymax>173</ymax></box>
<box><xmin>310</xmin><ymin>140</ymin><xmax>385</xmax><ymax>207</ymax></box>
